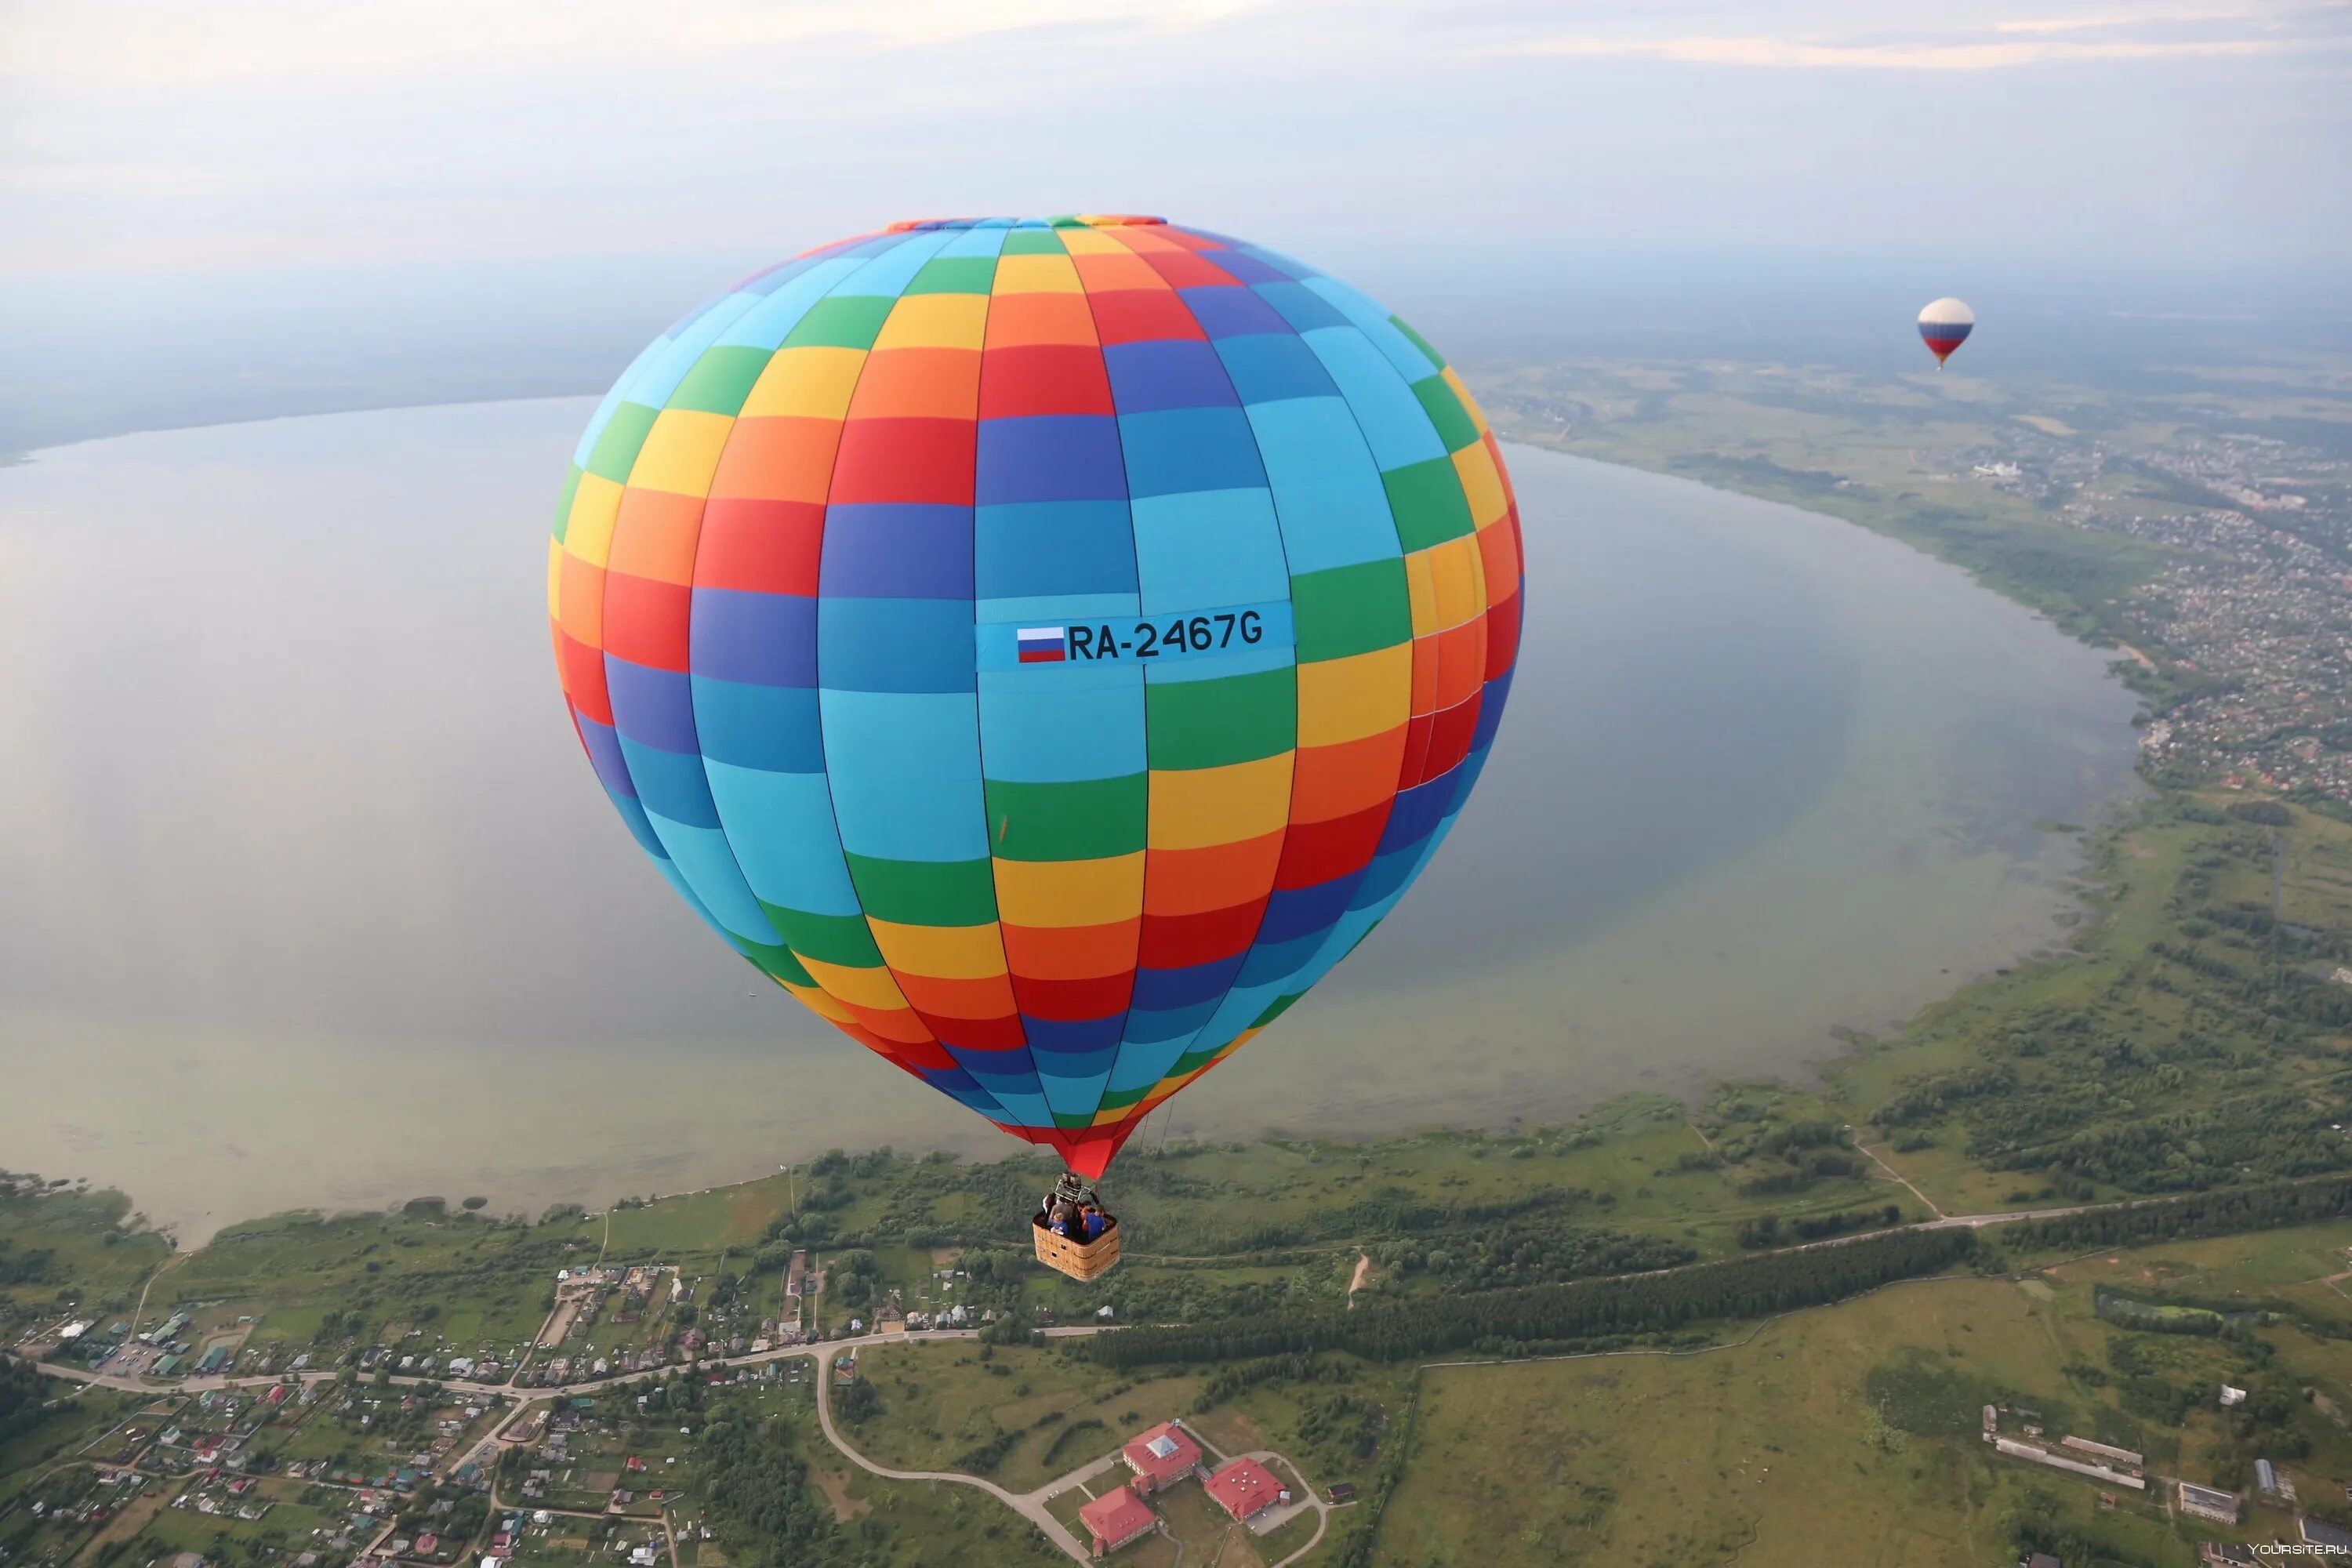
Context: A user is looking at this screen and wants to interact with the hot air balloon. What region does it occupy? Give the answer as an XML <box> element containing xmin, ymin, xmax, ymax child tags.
<box><xmin>1918</xmin><ymin>297</ymin><xmax>1974</xmax><ymax>368</ymax></box>
<box><xmin>547</xmin><ymin>216</ymin><xmax>1524</xmax><ymax>1276</ymax></box>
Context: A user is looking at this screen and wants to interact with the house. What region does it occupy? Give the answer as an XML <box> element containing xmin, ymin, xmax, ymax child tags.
<box><xmin>1327</xmin><ymin>1483</ymin><xmax>1356</xmax><ymax>1503</ymax></box>
<box><xmin>1077</xmin><ymin>1486</ymin><xmax>1157</xmax><ymax>1557</ymax></box>
<box><xmin>2177</xmin><ymin>1483</ymin><xmax>2241</xmax><ymax>1524</ymax></box>
<box><xmin>415</xmin><ymin>1535</ymin><xmax>440</xmax><ymax>1555</ymax></box>
<box><xmin>2199</xmin><ymin>1544</ymin><xmax>2258</xmax><ymax>1566</ymax></box>
<box><xmin>1120</xmin><ymin>1423</ymin><xmax>1201</xmax><ymax>1497</ymax></box>
<box><xmin>1205</xmin><ymin>1457</ymin><xmax>1283</xmax><ymax>1522</ymax></box>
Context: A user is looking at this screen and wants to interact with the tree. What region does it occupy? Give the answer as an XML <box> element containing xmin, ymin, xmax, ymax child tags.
<box><xmin>833</xmin><ymin>1380</ymin><xmax>880</xmax><ymax>1424</ymax></box>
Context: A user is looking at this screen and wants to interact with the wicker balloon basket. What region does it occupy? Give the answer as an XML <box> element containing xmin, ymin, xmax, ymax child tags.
<box><xmin>1033</xmin><ymin>1173</ymin><xmax>1120</xmax><ymax>1281</ymax></box>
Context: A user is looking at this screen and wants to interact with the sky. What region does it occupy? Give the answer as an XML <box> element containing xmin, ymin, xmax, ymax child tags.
<box><xmin>0</xmin><ymin>0</ymin><xmax>2345</xmax><ymax>452</ymax></box>
<box><xmin>2</xmin><ymin>0</ymin><xmax>2347</xmax><ymax>282</ymax></box>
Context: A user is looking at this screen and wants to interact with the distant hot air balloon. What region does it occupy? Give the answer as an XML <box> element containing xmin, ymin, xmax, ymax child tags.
<box><xmin>1918</xmin><ymin>297</ymin><xmax>1974</xmax><ymax>368</ymax></box>
<box><xmin>546</xmin><ymin>216</ymin><xmax>1525</xmax><ymax>1240</ymax></box>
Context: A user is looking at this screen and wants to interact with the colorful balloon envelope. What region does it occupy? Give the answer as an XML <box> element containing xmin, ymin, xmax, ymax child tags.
<box><xmin>547</xmin><ymin>215</ymin><xmax>1524</xmax><ymax>1179</ymax></box>
<box><xmin>1918</xmin><ymin>296</ymin><xmax>1975</xmax><ymax>367</ymax></box>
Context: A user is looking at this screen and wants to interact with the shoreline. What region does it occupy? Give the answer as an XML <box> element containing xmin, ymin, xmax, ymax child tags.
<box><xmin>0</xmin><ymin>398</ymin><xmax>2151</xmax><ymax>1246</ymax></box>
<box><xmin>19</xmin><ymin>784</ymin><xmax>2147</xmax><ymax>1259</ymax></box>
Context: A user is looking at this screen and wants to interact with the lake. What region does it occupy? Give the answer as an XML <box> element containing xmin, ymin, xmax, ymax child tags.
<box><xmin>0</xmin><ymin>400</ymin><xmax>2141</xmax><ymax>1242</ymax></box>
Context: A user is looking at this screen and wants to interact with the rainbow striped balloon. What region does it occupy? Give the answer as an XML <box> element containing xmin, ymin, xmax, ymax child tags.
<box><xmin>549</xmin><ymin>216</ymin><xmax>1523</xmax><ymax>1178</ymax></box>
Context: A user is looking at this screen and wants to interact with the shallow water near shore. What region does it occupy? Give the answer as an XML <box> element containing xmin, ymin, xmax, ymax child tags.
<box><xmin>0</xmin><ymin>401</ymin><xmax>2140</xmax><ymax>1242</ymax></box>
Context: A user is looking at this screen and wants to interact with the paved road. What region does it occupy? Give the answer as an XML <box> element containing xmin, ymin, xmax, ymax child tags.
<box><xmin>808</xmin><ymin>1338</ymin><xmax>1094</xmax><ymax>1563</ymax></box>
<box><xmin>0</xmin><ymin>1181</ymin><xmax>2229</xmax><ymax>1562</ymax></box>
<box><xmin>21</xmin><ymin>1327</ymin><xmax>1122</xmax><ymax>1563</ymax></box>
<box><xmin>1918</xmin><ymin>1201</ymin><xmax>2110</xmax><ymax>1230</ymax></box>
<box><xmin>24</xmin><ymin>1324</ymin><xmax>1116</xmax><ymax>1402</ymax></box>
<box><xmin>1235</xmin><ymin>1449</ymin><xmax>1336</xmax><ymax>1568</ymax></box>
<box><xmin>1</xmin><ymin>1185</ymin><xmax>2137</xmax><ymax>1405</ymax></box>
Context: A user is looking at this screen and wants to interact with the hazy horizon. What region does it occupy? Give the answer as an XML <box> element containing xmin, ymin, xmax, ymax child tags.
<box><xmin>4</xmin><ymin>245</ymin><xmax>2343</xmax><ymax>456</ymax></box>
<box><xmin>5</xmin><ymin>1</ymin><xmax>2347</xmax><ymax>452</ymax></box>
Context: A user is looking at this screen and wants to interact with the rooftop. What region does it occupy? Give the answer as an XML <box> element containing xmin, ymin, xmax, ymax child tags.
<box><xmin>1205</xmin><ymin>1456</ymin><xmax>1282</xmax><ymax>1519</ymax></box>
<box><xmin>1077</xmin><ymin>1486</ymin><xmax>1156</xmax><ymax>1545</ymax></box>
<box><xmin>1121</xmin><ymin>1422</ymin><xmax>1200</xmax><ymax>1484</ymax></box>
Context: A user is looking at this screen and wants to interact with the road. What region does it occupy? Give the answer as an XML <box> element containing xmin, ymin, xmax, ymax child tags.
<box><xmin>807</xmin><ymin>1348</ymin><xmax>1340</xmax><ymax>1568</ymax></box>
<box><xmin>122</xmin><ymin>1254</ymin><xmax>185</xmax><ymax>1348</ymax></box>
<box><xmin>1848</xmin><ymin>1127</ymin><xmax>1946</xmax><ymax>1219</ymax></box>
<box><xmin>21</xmin><ymin>1327</ymin><xmax>1123</xmax><ymax>1563</ymax></box>
<box><xmin>0</xmin><ymin>1178</ymin><xmax>2245</xmax><ymax>1563</ymax></box>
<box><xmin>7</xmin><ymin>1170</ymin><xmax>2134</xmax><ymax>1404</ymax></box>
<box><xmin>1917</xmin><ymin>1200</ymin><xmax>2111</xmax><ymax>1231</ymax></box>
<box><xmin>1236</xmin><ymin>1450</ymin><xmax>1335</xmax><ymax>1568</ymax></box>
<box><xmin>808</xmin><ymin>1338</ymin><xmax>1094</xmax><ymax>1562</ymax></box>
<box><xmin>25</xmin><ymin>1323</ymin><xmax>1113</xmax><ymax>1402</ymax></box>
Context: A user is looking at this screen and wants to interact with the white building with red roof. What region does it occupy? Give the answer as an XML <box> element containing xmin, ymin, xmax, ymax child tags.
<box><xmin>1120</xmin><ymin>1421</ymin><xmax>1200</xmax><ymax>1497</ymax></box>
<box><xmin>1076</xmin><ymin>1486</ymin><xmax>1156</xmax><ymax>1557</ymax></box>
<box><xmin>1205</xmin><ymin>1456</ymin><xmax>1283</xmax><ymax>1521</ymax></box>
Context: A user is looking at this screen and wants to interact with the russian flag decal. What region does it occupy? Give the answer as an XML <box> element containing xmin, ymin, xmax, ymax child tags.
<box><xmin>1014</xmin><ymin>626</ymin><xmax>1068</xmax><ymax>663</ymax></box>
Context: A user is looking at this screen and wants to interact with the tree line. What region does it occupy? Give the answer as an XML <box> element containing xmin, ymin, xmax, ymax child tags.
<box><xmin>0</xmin><ymin>1356</ymin><xmax>47</xmax><ymax>1445</ymax></box>
<box><xmin>1080</xmin><ymin>1227</ymin><xmax>1977</xmax><ymax>1367</ymax></box>
<box><xmin>2000</xmin><ymin>1174</ymin><xmax>2352</xmax><ymax>1250</ymax></box>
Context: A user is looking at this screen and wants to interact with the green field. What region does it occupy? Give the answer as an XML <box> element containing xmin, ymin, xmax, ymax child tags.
<box><xmin>1375</xmin><ymin>1220</ymin><xmax>2352</xmax><ymax>1566</ymax></box>
<box><xmin>1832</xmin><ymin>793</ymin><xmax>2352</xmax><ymax>1222</ymax></box>
<box><xmin>838</xmin><ymin>1339</ymin><xmax>1205</xmax><ymax>1492</ymax></box>
<box><xmin>0</xmin><ymin>1180</ymin><xmax>170</xmax><ymax>1319</ymax></box>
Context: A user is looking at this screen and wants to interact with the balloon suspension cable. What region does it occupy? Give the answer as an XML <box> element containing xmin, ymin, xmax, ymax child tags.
<box><xmin>1047</xmin><ymin>1171</ymin><xmax>1098</xmax><ymax>1210</ymax></box>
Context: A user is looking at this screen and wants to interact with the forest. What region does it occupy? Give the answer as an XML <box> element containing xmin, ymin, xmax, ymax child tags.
<box><xmin>695</xmin><ymin>1407</ymin><xmax>845</xmax><ymax>1563</ymax></box>
<box><xmin>0</xmin><ymin>1356</ymin><xmax>42</xmax><ymax>1445</ymax></box>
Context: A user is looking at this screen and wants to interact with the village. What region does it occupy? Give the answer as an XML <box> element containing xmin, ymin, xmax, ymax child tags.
<box><xmin>4</xmin><ymin>1240</ymin><xmax>1347</xmax><ymax>1568</ymax></box>
<box><xmin>1480</xmin><ymin>355</ymin><xmax>2352</xmax><ymax>808</ymax></box>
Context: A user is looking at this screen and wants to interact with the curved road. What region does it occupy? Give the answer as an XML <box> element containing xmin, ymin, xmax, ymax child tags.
<box><xmin>807</xmin><ymin>1338</ymin><xmax>1093</xmax><ymax>1562</ymax></box>
<box><xmin>3</xmin><ymin>1181</ymin><xmax>2230</xmax><ymax>1563</ymax></box>
<box><xmin>20</xmin><ymin>1327</ymin><xmax>1117</xmax><ymax>1563</ymax></box>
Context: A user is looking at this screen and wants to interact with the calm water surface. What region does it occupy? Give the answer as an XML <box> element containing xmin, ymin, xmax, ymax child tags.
<box><xmin>0</xmin><ymin>400</ymin><xmax>2141</xmax><ymax>1241</ymax></box>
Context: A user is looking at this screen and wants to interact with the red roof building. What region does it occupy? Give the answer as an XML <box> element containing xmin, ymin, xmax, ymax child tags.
<box><xmin>1120</xmin><ymin>1422</ymin><xmax>1201</xmax><ymax>1496</ymax></box>
<box><xmin>1076</xmin><ymin>1486</ymin><xmax>1156</xmax><ymax>1557</ymax></box>
<box><xmin>1205</xmin><ymin>1457</ymin><xmax>1283</xmax><ymax>1521</ymax></box>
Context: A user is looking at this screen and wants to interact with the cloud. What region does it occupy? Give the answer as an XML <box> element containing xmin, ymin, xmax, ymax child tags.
<box><xmin>0</xmin><ymin>0</ymin><xmax>1251</xmax><ymax>85</ymax></box>
<box><xmin>1512</xmin><ymin>0</ymin><xmax>2352</xmax><ymax>68</ymax></box>
<box><xmin>0</xmin><ymin>0</ymin><xmax>2343</xmax><ymax>278</ymax></box>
